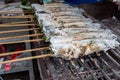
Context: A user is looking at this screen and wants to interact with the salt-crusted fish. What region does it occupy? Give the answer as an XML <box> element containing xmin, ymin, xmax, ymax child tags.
<box><xmin>32</xmin><ymin>3</ymin><xmax>120</xmax><ymax>59</ymax></box>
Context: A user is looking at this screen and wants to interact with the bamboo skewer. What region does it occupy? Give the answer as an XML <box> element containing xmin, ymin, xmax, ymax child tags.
<box><xmin>0</xmin><ymin>39</ymin><xmax>44</xmax><ymax>45</ymax></box>
<box><xmin>0</xmin><ymin>7</ymin><xmax>51</xmax><ymax>64</ymax></box>
<box><xmin>0</xmin><ymin>6</ymin><xmax>50</xmax><ymax>64</ymax></box>
<box><xmin>0</xmin><ymin>11</ymin><xmax>33</xmax><ymax>14</ymax></box>
<box><xmin>0</xmin><ymin>34</ymin><xmax>42</xmax><ymax>40</ymax></box>
<box><xmin>0</xmin><ymin>24</ymin><xmax>37</xmax><ymax>27</ymax></box>
<box><xmin>0</xmin><ymin>2</ymin><xmax>21</xmax><ymax>6</ymax></box>
<box><xmin>4</xmin><ymin>20</ymin><xmax>37</xmax><ymax>24</ymax></box>
<box><xmin>0</xmin><ymin>28</ymin><xmax>40</xmax><ymax>34</ymax></box>
<box><xmin>0</xmin><ymin>15</ymin><xmax>34</xmax><ymax>19</ymax></box>
<box><xmin>0</xmin><ymin>11</ymin><xmax>23</xmax><ymax>14</ymax></box>
<box><xmin>0</xmin><ymin>47</ymin><xmax>49</xmax><ymax>57</ymax></box>
<box><xmin>0</xmin><ymin>9</ymin><xmax>33</xmax><ymax>13</ymax></box>
<box><xmin>0</xmin><ymin>54</ymin><xmax>53</xmax><ymax>64</ymax></box>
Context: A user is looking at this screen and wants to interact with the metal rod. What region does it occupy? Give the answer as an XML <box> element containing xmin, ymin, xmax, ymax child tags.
<box><xmin>96</xmin><ymin>53</ymin><xmax>120</xmax><ymax>79</ymax></box>
<box><xmin>88</xmin><ymin>55</ymin><xmax>111</xmax><ymax>80</ymax></box>
<box><xmin>80</xmin><ymin>59</ymin><xmax>98</xmax><ymax>80</ymax></box>
<box><xmin>104</xmin><ymin>51</ymin><xmax>120</xmax><ymax>66</ymax></box>
<box><xmin>110</xmin><ymin>49</ymin><xmax>120</xmax><ymax>59</ymax></box>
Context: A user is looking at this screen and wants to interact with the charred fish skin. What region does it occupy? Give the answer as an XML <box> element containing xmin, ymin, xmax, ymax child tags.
<box><xmin>32</xmin><ymin>3</ymin><xmax>120</xmax><ymax>60</ymax></box>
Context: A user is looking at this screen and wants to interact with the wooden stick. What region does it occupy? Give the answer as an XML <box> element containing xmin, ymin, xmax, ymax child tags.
<box><xmin>0</xmin><ymin>2</ymin><xmax>21</xmax><ymax>6</ymax></box>
<box><xmin>0</xmin><ymin>34</ymin><xmax>42</xmax><ymax>40</ymax></box>
<box><xmin>0</xmin><ymin>47</ymin><xmax>49</xmax><ymax>57</ymax></box>
<box><xmin>4</xmin><ymin>20</ymin><xmax>37</xmax><ymax>24</ymax></box>
<box><xmin>0</xmin><ymin>54</ymin><xmax>53</xmax><ymax>64</ymax></box>
<box><xmin>0</xmin><ymin>39</ymin><xmax>44</xmax><ymax>45</ymax></box>
<box><xmin>0</xmin><ymin>11</ymin><xmax>23</xmax><ymax>14</ymax></box>
<box><xmin>0</xmin><ymin>11</ymin><xmax>33</xmax><ymax>14</ymax></box>
<box><xmin>0</xmin><ymin>15</ymin><xmax>34</xmax><ymax>19</ymax></box>
<box><xmin>0</xmin><ymin>24</ymin><xmax>37</xmax><ymax>27</ymax></box>
<box><xmin>0</xmin><ymin>28</ymin><xmax>40</xmax><ymax>34</ymax></box>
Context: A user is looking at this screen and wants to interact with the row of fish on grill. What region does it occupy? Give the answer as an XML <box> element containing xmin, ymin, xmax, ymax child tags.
<box><xmin>32</xmin><ymin>3</ymin><xmax>120</xmax><ymax>59</ymax></box>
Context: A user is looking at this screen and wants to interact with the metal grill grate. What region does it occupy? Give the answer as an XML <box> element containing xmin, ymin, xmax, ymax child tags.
<box><xmin>36</xmin><ymin>13</ymin><xmax>120</xmax><ymax>80</ymax></box>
